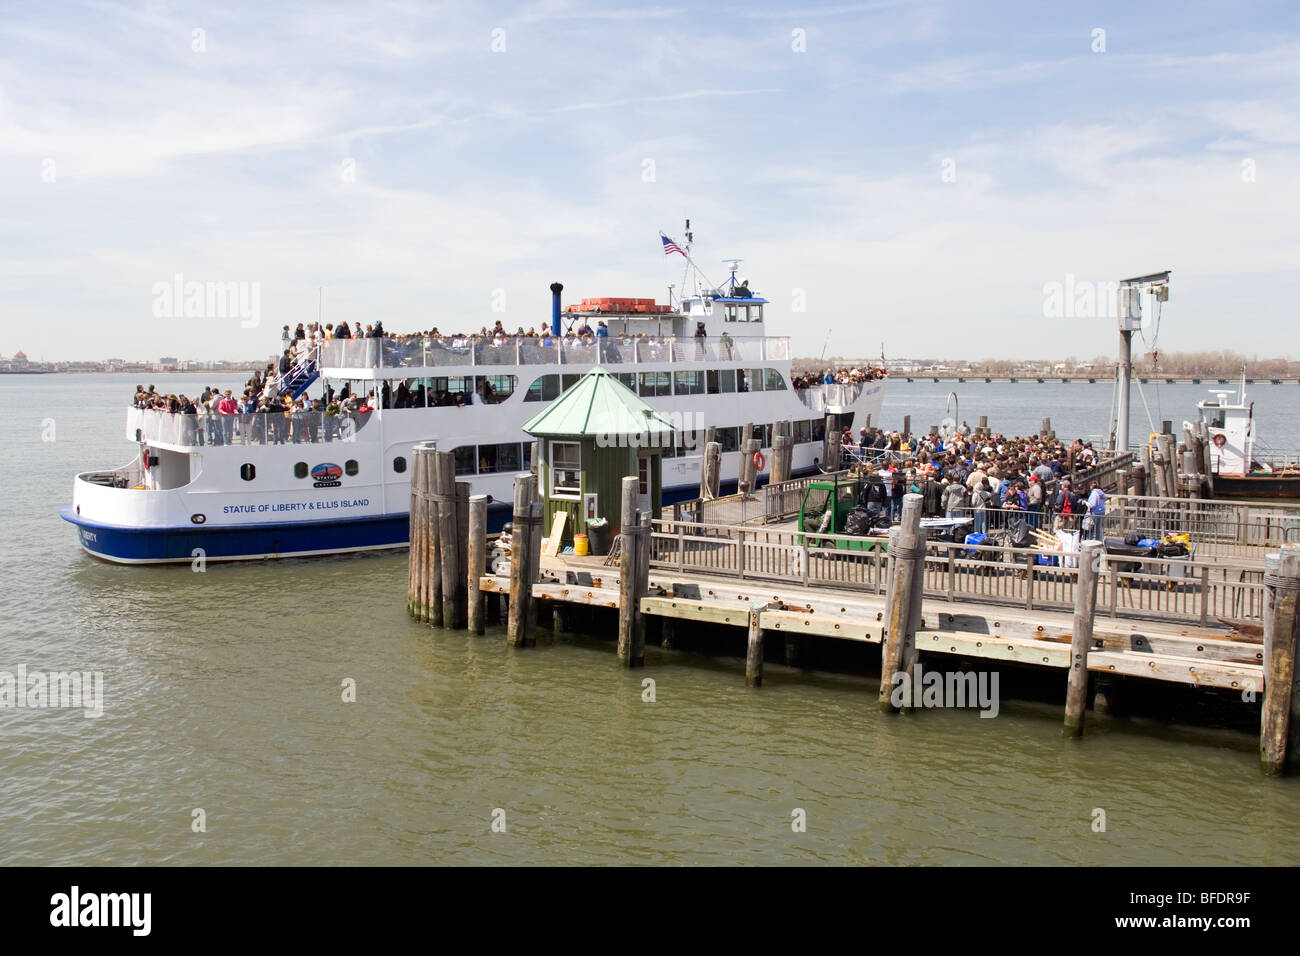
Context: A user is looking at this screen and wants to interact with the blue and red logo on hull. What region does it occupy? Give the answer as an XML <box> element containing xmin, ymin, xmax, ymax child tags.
<box><xmin>311</xmin><ymin>462</ymin><xmax>343</xmax><ymax>488</ymax></box>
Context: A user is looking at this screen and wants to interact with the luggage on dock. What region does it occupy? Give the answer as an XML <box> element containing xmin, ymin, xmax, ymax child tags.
<box><xmin>1104</xmin><ymin>537</ymin><xmax>1156</xmax><ymax>574</ymax></box>
<box><xmin>964</xmin><ymin>532</ymin><xmax>990</xmax><ymax>558</ymax></box>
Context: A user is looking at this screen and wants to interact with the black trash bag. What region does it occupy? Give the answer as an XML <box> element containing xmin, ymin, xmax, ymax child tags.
<box><xmin>1006</xmin><ymin>513</ymin><xmax>1032</xmax><ymax>548</ymax></box>
<box><xmin>1156</xmin><ymin>541</ymin><xmax>1189</xmax><ymax>558</ymax></box>
<box><xmin>844</xmin><ymin>506</ymin><xmax>872</xmax><ymax>536</ymax></box>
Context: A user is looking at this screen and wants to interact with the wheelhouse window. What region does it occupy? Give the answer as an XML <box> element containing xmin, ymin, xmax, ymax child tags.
<box><xmin>764</xmin><ymin>368</ymin><xmax>787</xmax><ymax>391</ymax></box>
<box><xmin>551</xmin><ymin>441</ymin><xmax>581</xmax><ymax>497</ymax></box>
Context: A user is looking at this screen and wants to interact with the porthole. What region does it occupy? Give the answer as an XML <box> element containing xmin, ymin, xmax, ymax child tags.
<box><xmin>345</xmin><ymin>459</ymin><xmax>359</xmax><ymax>476</ymax></box>
<box><xmin>294</xmin><ymin>462</ymin><xmax>308</xmax><ymax>479</ymax></box>
<box><xmin>240</xmin><ymin>464</ymin><xmax>256</xmax><ymax>481</ymax></box>
<box><xmin>393</xmin><ymin>456</ymin><xmax>407</xmax><ymax>474</ymax></box>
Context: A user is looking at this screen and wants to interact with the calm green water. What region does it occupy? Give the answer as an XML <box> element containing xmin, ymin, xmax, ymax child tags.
<box><xmin>4</xmin><ymin>374</ymin><xmax>1300</xmax><ymax>865</ymax></box>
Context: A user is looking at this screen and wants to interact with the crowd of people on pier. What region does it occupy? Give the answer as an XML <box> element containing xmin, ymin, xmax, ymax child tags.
<box><xmin>840</xmin><ymin>424</ymin><xmax>1108</xmax><ymax>539</ymax></box>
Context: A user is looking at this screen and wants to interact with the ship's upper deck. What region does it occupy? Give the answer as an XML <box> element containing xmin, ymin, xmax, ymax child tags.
<box><xmin>318</xmin><ymin>334</ymin><xmax>790</xmax><ymax>376</ymax></box>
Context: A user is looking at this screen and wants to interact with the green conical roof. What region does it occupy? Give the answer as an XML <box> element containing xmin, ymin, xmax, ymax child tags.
<box><xmin>522</xmin><ymin>368</ymin><xmax>677</xmax><ymax>438</ymax></box>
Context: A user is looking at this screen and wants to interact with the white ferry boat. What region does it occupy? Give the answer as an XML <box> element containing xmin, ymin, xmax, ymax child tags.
<box><xmin>62</xmin><ymin>241</ymin><xmax>886</xmax><ymax>563</ymax></box>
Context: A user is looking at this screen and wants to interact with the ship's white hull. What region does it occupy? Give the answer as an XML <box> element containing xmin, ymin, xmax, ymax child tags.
<box><xmin>65</xmin><ymin>375</ymin><xmax>885</xmax><ymax>563</ymax></box>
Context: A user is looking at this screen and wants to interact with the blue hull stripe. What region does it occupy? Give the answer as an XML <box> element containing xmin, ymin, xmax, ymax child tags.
<box><xmin>61</xmin><ymin>472</ymin><xmax>804</xmax><ymax>563</ymax></box>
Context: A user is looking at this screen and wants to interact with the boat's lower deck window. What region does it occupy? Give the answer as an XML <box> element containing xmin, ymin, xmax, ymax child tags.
<box><xmin>240</xmin><ymin>464</ymin><xmax>256</xmax><ymax>481</ymax></box>
<box><xmin>478</xmin><ymin>442</ymin><xmax>523</xmax><ymax>474</ymax></box>
<box><xmin>451</xmin><ymin>443</ymin><xmax>533</xmax><ymax>476</ymax></box>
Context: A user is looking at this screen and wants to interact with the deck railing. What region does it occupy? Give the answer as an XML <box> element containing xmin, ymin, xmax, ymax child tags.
<box><xmin>647</xmin><ymin>517</ymin><xmax>1268</xmax><ymax>626</ymax></box>
<box><xmin>793</xmin><ymin>380</ymin><xmax>882</xmax><ymax>413</ymax></box>
<box><xmin>127</xmin><ymin>407</ymin><xmax>373</xmax><ymax>447</ymax></box>
<box><xmin>317</xmin><ymin>335</ymin><xmax>790</xmax><ymax>370</ymax></box>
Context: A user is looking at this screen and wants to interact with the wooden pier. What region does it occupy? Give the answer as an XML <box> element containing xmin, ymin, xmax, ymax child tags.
<box><xmin>407</xmin><ymin>446</ymin><xmax>1300</xmax><ymax>776</ymax></box>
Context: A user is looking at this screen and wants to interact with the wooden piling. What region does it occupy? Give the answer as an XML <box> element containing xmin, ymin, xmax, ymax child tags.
<box><xmin>425</xmin><ymin>446</ymin><xmax>443</xmax><ymax>628</ymax></box>
<box><xmin>507</xmin><ymin>473</ymin><xmax>536</xmax><ymax>647</ymax></box>
<box><xmin>617</xmin><ymin>476</ymin><xmax>644</xmax><ymax>667</ymax></box>
<box><xmin>784</xmin><ymin>633</ymin><xmax>802</xmax><ymax>668</ymax></box>
<box><xmin>825</xmin><ymin>428</ymin><xmax>841</xmax><ymax>473</ymax></box>
<box><xmin>701</xmin><ymin>441</ymin><xmax>721</xmax><ymax>500</ymax></box>
<box><xmin>880</xmin><ymin>494</ymin><xmax>923</xmax><ymax>713</ymax></box>
<box><xmin>1064</xmin><ymin>540</ymin><xmax>1104</xmax><ymax>737</ymax></box>
<box><xmin>407</xmin><ymin>448</ymin><xmax>424</xmax><ymax>618</ymax></box>
<box><xmin>635</xmin><ymin>511</ymin><xmax>651</xmax><ymax>658</ymax></box>
<box><xmin>746</xmin><ymin>609</ymin><xmax>764</xmax><ymax>687</ymax></box>
<box><xmin>1167</xmin><ymin>435</ymin><xmax>1180</xmax><ymax>499</ymax></box>
<box><xmin>455</xmin><ymin>481</ymin><xmax>470</xmax><ymax>628</ymax></box>
<box><xmin>745</xmin><ymin>438</ymin><xmax>762</xmax><ymax>494</ymax></box>
<box><xmin>467</xmin><ymin>494</ymin><xmax>487</xmax><ymax>635</ymax></box>
<box><xmin>661</xmin><ymin>616</ymin><xmax>675</xmax><ymax>650</ymax></box>
<box><xmin>1261</xmin><ymin>545</ymin><xmax>1300</xmax><ymax>775</ymax></box>
<box><xmin>525</xmin><ymin>497</ymin><xmax>543</xmax><ymax>645</ymax></box>
<box><xmin>434</xmin><ymin>451</ymin><xmax>461</xmax><ymax>630</ymax></box>
<box><xmin>772</xmin><ymin>434</ymin><xmax>790</xmax><ymax>484</ymax></box>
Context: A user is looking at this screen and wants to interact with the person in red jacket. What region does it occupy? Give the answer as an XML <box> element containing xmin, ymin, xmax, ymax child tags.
<box><xmin>217</xmin><ymin>389</ymin><xmax>239</xmax><ymax>445</ymax></box>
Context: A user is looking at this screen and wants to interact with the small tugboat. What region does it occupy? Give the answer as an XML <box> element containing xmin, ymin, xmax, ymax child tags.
<box><xmin>1189</xmin><ymin>375</ymin><xmax>1300</xmax><ymax>499</ymax></box>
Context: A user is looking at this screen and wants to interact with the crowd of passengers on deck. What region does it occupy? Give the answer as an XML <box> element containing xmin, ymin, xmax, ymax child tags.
<box><xmin>278</xmin><ymin>317</ymin><xmax>798</xmax><ymax>367</ymax></box>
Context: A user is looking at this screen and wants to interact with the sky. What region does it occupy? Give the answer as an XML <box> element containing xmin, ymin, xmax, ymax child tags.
<box><xmin>2</xmin><ymin>0</ymin><xmax>1298</xmax><ymax>363</ymax></box>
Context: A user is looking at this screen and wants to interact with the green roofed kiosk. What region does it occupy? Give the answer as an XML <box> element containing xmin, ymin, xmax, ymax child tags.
<box><xmin>522</xmin><ymin>368</ymin><xmax>676</xmax><ymax>551</ymax></box>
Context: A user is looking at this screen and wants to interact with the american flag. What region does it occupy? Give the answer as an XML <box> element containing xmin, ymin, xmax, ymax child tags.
<box><xmin>661</xmin><ymin>234</ymin><xmax>685</xmax><ymax>257</ymax></box>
